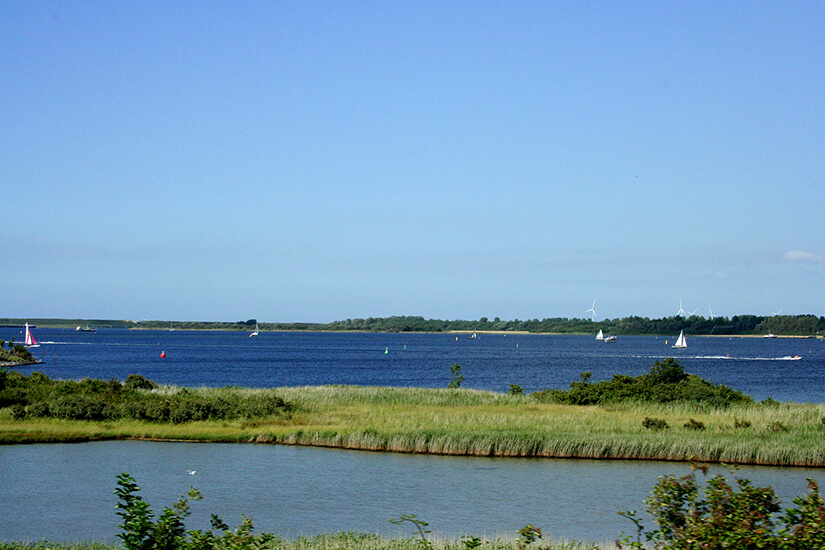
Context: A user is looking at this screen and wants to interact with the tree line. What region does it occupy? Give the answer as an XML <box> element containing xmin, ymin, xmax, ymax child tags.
<box><xmin>3</xmin><ymin>314</ymin><xmax>823</xmax><ymax>335</ymax></box>
<box><xmin>325</xmin><ymin>314</ymin><xmax>824</xmax><ymax>336</ymax></box>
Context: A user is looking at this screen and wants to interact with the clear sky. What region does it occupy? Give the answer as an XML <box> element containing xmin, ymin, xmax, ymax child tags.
<box><xmin>2</xmin><ymin>1</ymin><xmax>824</xmax><ymax>323</ymax></box>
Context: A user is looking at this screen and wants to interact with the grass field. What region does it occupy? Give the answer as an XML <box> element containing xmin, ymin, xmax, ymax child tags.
<box><xmin>2</xmin><ymin>385</ymin><xmax>824</xmax><ymax>467</ymax></box>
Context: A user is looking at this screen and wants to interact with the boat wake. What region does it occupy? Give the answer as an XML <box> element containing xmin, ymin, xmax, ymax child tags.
<box><xmin>598</xmin><ymin>353</ymin><xmax>803</xmax><ymax>361</ymax></box>
<box><xmin>695</xmin><ymin>355</ymin><xmax>803</xmax><ymax>361</ymax></box>
<box><xmin>36</xmin><ymin>341</ymin><xmax>113</xmax><ymax>346</ymax></box>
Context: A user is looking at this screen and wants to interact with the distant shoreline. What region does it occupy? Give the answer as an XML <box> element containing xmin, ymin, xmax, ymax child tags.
<box><xmin>3</xmin><ymin>315</ymin><xmax>822</xmax><ymax>338</ymax></box>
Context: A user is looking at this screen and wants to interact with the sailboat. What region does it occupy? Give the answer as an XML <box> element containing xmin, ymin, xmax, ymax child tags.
<box><xmin>249</xmin><ymin>324</ymin><xmax>259</xmax><ymax>337</ymax></box>
<box><xmin>672</xmin><ymin>330</ymin><xmax>687</xmax><ymax>349</ymax></box>
<box><xmin>596</xmin><ymin>329</ymin><xmax>604</xmax><ymax>340</ymax></box>
<box><xmin>24</xmin><ymin>323</ymin><xmax>39</xmax><ymax>348</ymax></box>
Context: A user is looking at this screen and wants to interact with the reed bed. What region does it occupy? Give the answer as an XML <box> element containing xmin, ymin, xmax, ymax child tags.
<box><xmin>2</xmin><ymin>385</ymin><xmax>824</xmax><ymax>466</ymax></box>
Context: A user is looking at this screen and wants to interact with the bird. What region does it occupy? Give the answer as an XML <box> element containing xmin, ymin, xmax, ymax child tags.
<box><xmin>187</xmin><ymin>470</ymin><xmax>196</xmax><ymax>475</ymax></box>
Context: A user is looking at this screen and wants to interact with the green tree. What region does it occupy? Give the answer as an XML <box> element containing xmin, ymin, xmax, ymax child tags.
<box><xmin>448</xmin><ymin>364</ymin><xmax>464</xmax><ymax>388</ymax></box>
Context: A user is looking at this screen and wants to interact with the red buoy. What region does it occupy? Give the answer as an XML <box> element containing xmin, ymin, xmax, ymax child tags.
<box><xmin>160</xmin><ymin>351</ymin><xmax>166</xmax><ymax>359</ymax></box>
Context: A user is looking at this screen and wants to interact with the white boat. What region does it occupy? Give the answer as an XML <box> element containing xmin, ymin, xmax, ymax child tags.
<box><xmin>604</xmin><ymin>335</ymin><xmax>617</xmax><ymax>343</ymax></box>
<box><xmin>596</xmin><ymin>329</ymin><xmax>604</xmax><ymax>340</ymax></box>
<box><xmin>24</xmin><ymin>323</ymin><xmax>40</xmax><ymax>348</ymax></box>
<box><xmin>250</xmin><ymin>324</ymin><xmax>259</xmax><ymax>337</ymax></box>
<box><xmin>764</xmin><ymin>332</ymin><xmax>777</xmax><ymax>338</ymax></box>
<box><xmin>469</xmin><ymin>330</ymin><xmax>477</xmax><ymax>339</ymax></box>
<box><xmin>672</xmin><ymin>330</ymin><xmax>687</xmax><ymax>349</ymax></box>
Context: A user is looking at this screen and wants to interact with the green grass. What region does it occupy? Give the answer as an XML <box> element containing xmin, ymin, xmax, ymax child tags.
<box><xmin>2</xmin><ymin>385</ymin><xmax>824</xmax><ymax>466</ymax></box>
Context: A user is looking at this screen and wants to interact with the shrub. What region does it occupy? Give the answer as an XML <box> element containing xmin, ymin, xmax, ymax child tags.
<box><xmin>543</xmin><ymin>360</ymin><xmax>752</xmax><ymax>407</ymax></box>
<box><xmin>51</xmin><ymin>395</ymin><xmax>117</xmax><ymax>421</ymax></box>
<box><xmin>645</xmin><ymin>358</ymin><xmax>688</xmax><ymax>385</ymax></box>
<box><xmin>26</xmin><ymin>401</ymin><xmax>50</xmax><ymax>417</ymax></box>
<box><xmin>622</xmin><ymin>466</ymin><xmax>825</xmax><ymax>549</ymax></box>
<box><xmin>529</xmin><ymin>389</ymin><xmax>554</xmax><ymax>402</ymax></box>
<box><xmin>238</xmin><ymin>394</ymin><xmax>292</xmax><ymax>418</ymax></box>
<box><xmin>642</xmin><ymin>417</ymin><xmax>669</xmax><ymax>430</ymax></box>
<box><xmin>168</xmin><ymin>398</ymin><xmax>211</xmax><ymax>424</ymax></box>
<box><xmin>448</xmin><ymin>364</ymin><xmax>464</xmax><ymax>388</ymax></box>
<box><xmin>768</xmin><ymin>421</ymin><xmax>788</xmax><ymax>432</ymax></box>
<box><xmin>683</xmin><ymin>418</ymin><xmax>705</xmax><ymax>430</ymax></box>
<box><xmin>734</xmin><ymin>417</ymin><xmax>752</xmax><ymax>428</ymax></box>
<box><xmin>125</xmin><ymin>374</ymin><xmax>158</xmax><ymax>390</ymax></box>
<box><xmin>115</xmin><ymin>473</ymin><xmax>274</xmax><ymax>550</ymax></box>
<box><xmin>3</xmin><ymin>372</ymin><xmax>294</xmax><ymax>425</ymax></box>
<box><xmin>10</xmin><ymin>403</ymin><xmax>26</xmax><ymax>420</ymax></box>
<box><xmin>509</xmin><ymin>384</ymin><xmax>524</xmax><ymax>395</ymax></box>
<box><xmin>0</xmin><ymin>385</ymin><xmax>28</xmax><ymax>408</ymax></box>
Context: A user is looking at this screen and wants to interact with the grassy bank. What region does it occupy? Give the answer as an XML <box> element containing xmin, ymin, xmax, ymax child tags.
<box><xmin>2</xmin><ymin>383</ymin><xmax>824</xmax><ymax>466</ymax></box>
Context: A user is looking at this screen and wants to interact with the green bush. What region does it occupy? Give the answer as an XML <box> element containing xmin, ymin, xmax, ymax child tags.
<box><xmin>642</xmin><ymin>417</ymin><xmax>669</xmax><ymax>430</ymax></box>
<box><xmin>645</xmin><ymin>358</ymin><xmax>688</xmax><ymax>386</ymax></box>
<box><xmin>114</xmin><ymin>473</ymin><xmax>274</xmax><ymax>550</ymax></box>
<box><xmin>621</xmin><ymin>466</ymin><xmax>825</xmax><ymax>549</ymax></box>
<box><xmin>26</xmin><ymin>401</ymin><xmax>50</xmax><ymax>418</ymax></box>
<box><xmin>51</xmin><ymin>395</ymin><xmax>118</xmax><ymax>421</ymax></box>
<box><xmin>0</xmin><ymin>373</ymin><xmax>294</xmax><ymax>425</ymax></box>
<box><xmin>734</xmin><ymin>417</ymin><xmax>752</xmax><ymax>429</ymax></box>
<box><xmin>448</xmin><ymin>364</ymin><xmax>464</xmax><ymax>388</ymax></box>
<box><xmin>9</xmin><ymin>403</ymin><xmax>26</xmax><ymax>420</ymax></box>
<box><xmin>125</xmin><ymin>374</ymin><xmax>158</xmax><ymax>390</ymax></box>
<box><xmin>538</xmin><ymin>359</ymin><xmax>752</xmax><ymax>407</ymax></box>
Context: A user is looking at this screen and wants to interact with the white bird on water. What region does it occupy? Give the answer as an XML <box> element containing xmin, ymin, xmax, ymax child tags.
<box><xmin>187</xmin><ymin>470</ymin><xmax>196</xmax><ymax>475</ymax></box>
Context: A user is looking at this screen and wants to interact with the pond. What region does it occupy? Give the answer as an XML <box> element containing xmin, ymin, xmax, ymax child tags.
<box><xmin>0</xmin><ymin>441</ymin><xmax>820</xmax><ymax>544</ymax></box>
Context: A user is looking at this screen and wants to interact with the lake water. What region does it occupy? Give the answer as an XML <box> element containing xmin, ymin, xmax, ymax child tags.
<box><xmin>2</xmin><ymin>328</ymin><xmax>824</xmax><ymax>543</ymax></box>
<box><xmin>7</xmin><ymin>328</ymin><xmax>825</xmax><ymax>402</ymax></box>
<box><xmin>0</xmin><ymin>441</ymin><xmax>822</xmax><ymax>544</ymax></box>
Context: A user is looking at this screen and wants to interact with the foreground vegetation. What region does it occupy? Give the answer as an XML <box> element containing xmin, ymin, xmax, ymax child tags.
<box><xmin>2</xmin><ymin>361</ymin><xmax>824</xmax><ymax>466</ymax></box>
<box><xmin>3</xmin><ymin>312</ymin><xmax>824</xmax><ymax>335</ymax></box>
<box><xmin>0</xmin><ymin>539</ymin><xmax>602</xmax><ymax>550</ymax></box>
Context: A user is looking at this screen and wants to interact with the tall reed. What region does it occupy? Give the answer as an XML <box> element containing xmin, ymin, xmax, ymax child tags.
<box><xmin>3</xmin><ymin>384</ymin><xmax>824</xmax><ymax>466</ymax></box>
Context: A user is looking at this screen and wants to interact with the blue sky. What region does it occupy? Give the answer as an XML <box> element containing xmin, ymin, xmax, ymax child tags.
<box><xmin>2</xmin><ymin>1</ymin><xmax>824</xmax><ymax>323</ymax></box>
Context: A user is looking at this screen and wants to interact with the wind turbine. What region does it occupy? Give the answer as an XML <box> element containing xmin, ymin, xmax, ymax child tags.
<box><xmin>689</xmin><ymin>308</ymin><xmax>698</xmax><ymax>316</ymax></box>
<box><xmin>585</xmin><ymin>299</ymin><xmax>597</xmax><ymax>321</ymax></box>
<box><xmin>772</xmin><ymin>309</ymin><xmax>782</xmax><ymax>316</ymax></box>
<box><xmin>709</xmin><ymin>307</ymin><xmax>716</xmax><ymax>320</ymax></box>
<box><xmin>676</xmin><ymin>300</ymin><xmax>689</xmax><ymax>317</ymax></box>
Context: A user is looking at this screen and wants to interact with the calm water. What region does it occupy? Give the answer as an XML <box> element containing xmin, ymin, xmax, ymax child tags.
<box><xmin>6</xmin><ymin>328</ymin><xmax>825</xmax><ymax>402</ymax></box>
<box><xmin>0</xmin><ymin>442</ymin><xmax>822</xmax><ymax>544</ymax></box>
<box><xmin>2</xmin><ymin>329</ymin><xmax>824</xmax><ymax>542</ymax></box>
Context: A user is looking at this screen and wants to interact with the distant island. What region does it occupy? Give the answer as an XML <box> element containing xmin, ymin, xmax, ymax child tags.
<box><xmin>2</xmin><ymin>314</ymin><xmax>823</xmax><ymax>337</ymax></box>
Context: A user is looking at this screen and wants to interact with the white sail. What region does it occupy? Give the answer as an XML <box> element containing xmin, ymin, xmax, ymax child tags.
<box><xmin>596</xmin><ymin>329</ymin><xmax>604</xmax><ymax>340</ymax></box>
<box><xmin>250</xmin><ymin>324</ymin><xmax>259</xmax><ymax>337</ymax></box>
<box><xmin>24</xmin><ymin>323</ymin><xmax>39</xmax><ymax>347</ymax></box>
<box><xmin>672</xmin><ymin>330</ymin><xmax>687</xmax><ymax>349</ymax></box>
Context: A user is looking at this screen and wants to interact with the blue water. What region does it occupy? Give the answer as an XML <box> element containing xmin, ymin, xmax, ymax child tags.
<box><xmin>7</xmin><ymin>328</ymin><xmax>825</xmax><ymax>402</ymax></box>
<box><xmin>0</xmin><ymin>441</ymin><xmax>821</xmax><ymax>544</ymax></box>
